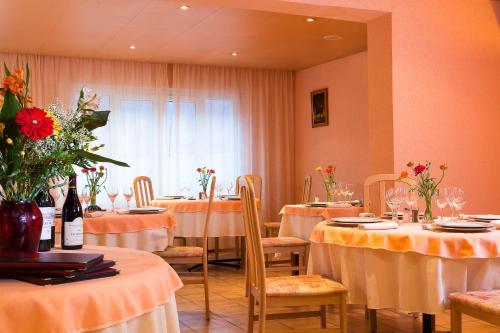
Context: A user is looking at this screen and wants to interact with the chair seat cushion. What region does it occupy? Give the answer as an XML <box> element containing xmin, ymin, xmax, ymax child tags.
<box><xmin>450</xmin><ymin>290</ymin><xmax>500</xmax><ymax>316</ymax></box>
<box><xmin>266</xmin><ymin>275</ymin><xmax>347</xmax><ymax>297</ymax></box>
<box><xmin>261</xmin><ymin>237</ymin><xmax>309</xmax><ymax>247</ymax></box>
<box><xmin>155</xmin><ymin>246</ymin><xmax>203</xmax><ymax>258</ymax></box>
<box><xmin>264</xmin><ymin>222</ymin><xmax>281</xmax><ymax>229</ymax></box>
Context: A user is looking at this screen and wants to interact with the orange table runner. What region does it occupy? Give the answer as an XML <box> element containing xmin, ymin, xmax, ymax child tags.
<box><xmin>151</xmin><ymin>198</ymin><xmax>261</xmax><ymax>213</ymax></box>
<box><xmin>280</xmin><ymin>204</ymin><xmax>364</xmax><ymax>219</ymax></box>
<box><xmin>0</xmin><ymin>246</ymin><xmax>183</xmax><ymax>333</ymax></box>
<box><xmin>55</xmin><ymin>211</ymin><xmax>176</xmax><ymax>234</ymax></box>
<box><xmin>310</xmin><ymin>222</ymin><xmax>500</xmax><ymax>259</ymax></box>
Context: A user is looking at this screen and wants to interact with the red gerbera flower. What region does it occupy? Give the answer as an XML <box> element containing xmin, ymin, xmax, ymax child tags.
<box><xmin>15</xmin><ymin>107</ymin><xmax>54</xmax><ymax>140</ymax></box>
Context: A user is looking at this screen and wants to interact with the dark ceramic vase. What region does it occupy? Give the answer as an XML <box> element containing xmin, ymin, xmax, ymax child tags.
<box><xmin>0</xmin><ymin>201</ymin><xmax>43</xmax><ymax>254</ymax></box>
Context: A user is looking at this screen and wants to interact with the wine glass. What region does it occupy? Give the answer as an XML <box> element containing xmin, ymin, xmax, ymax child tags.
<box><xmin>50</xmin><ymin>187</ymin><xmax>61</xmax><ymax>202</ymax></box>
<box><xmin>226</xmin><ymin>182</ymin><xmax>234</xmax><ymax>195</ymax></box>
<box><xmin>386</xmin><ymin>188</ymin><xmax>403</xmax><ymax>223</ymax></box>
<box><xmin>435</xmin><ymin>190</ymin><xmax>448</xmax><ymax>221</ymax></box>
<box><xmin>185</xmin><ymin>182</ymin><xmax>192</xmax><ymax>198</ymax></box>
<box><xmin>123</xmin><ymin>186</ymin><xmax>134</xmax><ymax>208</ymax></box>
<box><xmin>341</xmin><ymin>183</ymin><xmax>350</xmax><ymax>203</ymax></box>
<box><xmin>452</xmin><ymin>188</ymin><xmax>466</xmax><ymax>219</ymax></box>
<box><xmin>107</xmin><ymin>185</ymin><xmax>119</xmax><ymax>212</ymax></box>
<box><xmin>216</xmin><ymin>181</ymin><xmax>224</xmax><ymax>199</ymax></box>
<box><xmin>333</xmin><ymin>182</ymin><xmax>342</xmax><ymax>203</ymax></box>
<box><xmin>403</xmin><ymin>187</ymin><xmax>418</xmax><ymax>210</ymax></box>
<box><xmin>345</xmin><ymin>184</ymin><xmax>354</xmax><ymax>203</ymax></box>
<box><xmin>79</xmin><ymin>188</ymin><xmax>90</xmax><ymax>213</ymax></box>
<box><xmin>444</xmin><ymin>187</ymin><xmax>457</xmax><ymax>219</ymax></box>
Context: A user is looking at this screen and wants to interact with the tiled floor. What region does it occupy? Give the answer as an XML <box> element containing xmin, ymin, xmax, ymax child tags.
<box><xmin>175</xmin><ymin>264</ymin><xmax>500</xmax><ymax>333</ymax></box>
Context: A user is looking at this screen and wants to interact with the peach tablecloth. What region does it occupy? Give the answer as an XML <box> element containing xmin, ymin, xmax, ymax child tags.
<box><xmin>308</xmin><ymin>222</ymin><xmax>500</xmax><ymax>313</ymax></box>
<box><xmin>278</xmin><ymin>204</ymin><xmax>363</xmax><ymax>240</ymax></box>
<box><xmin>151</xmin><ymin>198</ymin><xmax>261</xmax><ymax>212</ymax></box>
<box><xmin>310</xmin><ymin>222</ymin><xmax>500</xmax><ymax>259</ymax></box>
<box><xmin>56</xmin><ymin>212</ymin><xmax>176</xmax><ymax>251</ymax></box>
<box><xmin>0</xmin><ymin>246</ymin><xmax>183</xmax><ymax>333</ymax></box>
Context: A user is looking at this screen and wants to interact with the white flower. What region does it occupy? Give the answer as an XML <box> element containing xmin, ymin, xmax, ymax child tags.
<box><xmin>78</xmin><ymin>87</ymin><xmax>101</xmax><ymax>111</ymax></box>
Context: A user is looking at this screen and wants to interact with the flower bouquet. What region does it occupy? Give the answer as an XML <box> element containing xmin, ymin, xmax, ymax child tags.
<box><xmin>315</xmin><ymin>165</ymin><xmax>336</xmax><ymax>202</ymax></box>
<box><xmin>197</xmin><ymin>167</ymin><xmax>215</xmax><ymax>198</ymax></box>
<box><xmin>0</xmin><ymin>63</ymin><xmax>128</xmax><ymax>252</ymax></box>
<box><xmin>399</xmin><ymin>161</ymin><xmax>447</xmax><ymax>223</ymax></box>
<box><xmin>82</xmin><ymin>165</ymin><xmax>107</xmax><ymax>210</ymax></box>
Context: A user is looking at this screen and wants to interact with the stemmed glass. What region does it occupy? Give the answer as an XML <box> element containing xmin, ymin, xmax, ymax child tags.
<box><xmin>386</xmin><ymin>188</ymin><xmax>403</xmax><ymax>223</ymax></box>
<box><xmin>333</xmin><ymin>182</ymin><xmax>342</xmax><ymax>203</ymax></box>
<box><xmin>434</xmin><ymin>190</ymin><xmax>448</xmax><ymax>221</ymax></box>
<box><xmin>107</xmin><ymin>185</ymin><xmax>119</xmax><ymax>212</ymax></box>
<box><xmin>123</xmin><ymin>186</ymin><xmax>134</xmax><ymax>209</ymax></box>
<box><xmin>215</xmin><ymin>181</ymin><xmax>224</xmax><ymax>199</ymax></box>
<box><xmin>403</xmin><ymin>187</ymin><xmax>418</xmax><ymax>211</ymax></box>
<box><xmin>345</xmin><ymin>184</ymin><xmax>354</xmax><ymax>203</ymax></box>
<box><xmin>185</xmin><ymin>182</ymin><xmax>192</xmax><ymax>198</ymax></box>
<box><xmin>444</xmin><ymin>187</ymin><xmax>457</xmax><ymax>220</ymax></box>
<box><xmin>226</xmin><ymin>182</ymin><xmax>234</xmax><ymax>195</ymax></box>
<box><xmin>452</xmin><ymin>188</ymin><xmax>466</xmax><ymax>219</ymax></box>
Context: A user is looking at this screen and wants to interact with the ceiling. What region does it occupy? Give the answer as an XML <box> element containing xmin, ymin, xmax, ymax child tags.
<box><xmin>0</xmin><ymin>0</ymin><xmax>367</xmax><ymax>71</ymax></box>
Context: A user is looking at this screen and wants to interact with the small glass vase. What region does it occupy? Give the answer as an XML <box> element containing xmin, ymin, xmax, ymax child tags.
<box><xmin>422</xmin><ymin>195</ymin><xmax>434</xmax><ymax>224</ymax></box>
<box><xmin>0</xmin><ymin>200</ymin><xmax>43</xmax><ymax>253</ymax></box>
<box><xmin>88</xmin><ymin>189</ymin><xmax>102</xmax><ymax>211</ymax></box>
<box><xmin>325</xmin><ymin>183</ymin><xmax>334</xmax><ymax>202</ymax></box>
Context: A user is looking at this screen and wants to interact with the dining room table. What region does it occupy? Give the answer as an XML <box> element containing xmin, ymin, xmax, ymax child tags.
<box><xmin>278</xmin><ymin>204</ymin><xmax>364</xmax><ymax>240</ymax></box>
<box><xmin>150</xmin><ymin>197</ymin><xmax>261</xmax><ymax>267</ymax></box>
<box><xmin>55</xmin><ymin>211</ymin><xmax>176</xmax><ymax>251</ymax></box>
<box><xmin>307</xmin><ymin>221</ymin><xmax>500</xmax><ymax>333</ymax></box>
<box><xmin>0</xmin><ymin>245</ymin><xmax>183</xmax><ymax>333</ymax></box>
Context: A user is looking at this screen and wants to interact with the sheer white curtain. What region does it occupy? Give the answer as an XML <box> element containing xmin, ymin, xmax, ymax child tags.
<box><xmin>0</xmin><ymin>53</ymin><xmax>294</xmax><ymax>218</ymax></box>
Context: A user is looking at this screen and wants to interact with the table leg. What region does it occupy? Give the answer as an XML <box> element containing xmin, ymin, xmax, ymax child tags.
<box><xmin>422</xmin><ymin>313</ymin><xmax>435</xmax><ymax>333</ymax></box>
<box><xmin>368</xmin><ymin>308</ymin><xmax>377</xmax><ymax>333</ymax></box>
<box><xmin>291</xmin><ymin>253</ymin><xmax>299</xmax><ymax>276</ymax></box>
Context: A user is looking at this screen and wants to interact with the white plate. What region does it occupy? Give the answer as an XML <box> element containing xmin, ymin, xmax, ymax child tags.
<box><xmin>435</xmin><ymin>221</ymin><xmax>491</xmax><ymax>228</ymax></box>
<box><xmin>128</xmin><ymin>207</ymin><xmax>166</xmax><ymax>214</ymax></box>
<box><xmin>466</xmin><ymin>214</ymin><xmax>500</xmax><ymax>220</ymax></box>
<box><xmin>331</xmin><ymin>217</ymin><xmax>384</xmax><ymax>224</ymax></box>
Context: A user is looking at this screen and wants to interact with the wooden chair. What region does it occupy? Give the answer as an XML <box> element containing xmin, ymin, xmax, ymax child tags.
<box><xmin>240</xmin><ymin>175</ymin><xmax>348</xmax><ymax>333</ymax></box>
<box><xmin>133</xmin><ymin>176</ymin><xmax>154</xmax><ymax>208</ymax></box>
<box><xmin>450</xmin><ymin>290</ymin><xmax>500</xmax><ymax>333</ymax></box>
<box><xmin>236</xmin><ymin>174</ymin><xmax>262</xmax><ymax>199</ymax></box>
<box><xmin>154</xmin><ymin>176</ymin><xmax>216</xmax><ymax>320</ymax></box>
<box><xmin>263</xmin><ymin>175</ymin><xmax>312</xmax><ymax>237</ymax></box>
<box><xmin>363</xmin><ymin>173</ymin><xmax>413</xmax><ymax>216</ymax></box>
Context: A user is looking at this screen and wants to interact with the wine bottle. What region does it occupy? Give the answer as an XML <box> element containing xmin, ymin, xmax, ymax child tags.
<box><xmin>36</xmin><ymin>190</ymin><xmax>55</xmax><ymax>252</ymax></box>
<box><xmin>62</xmin><ymin>174</ymin><xmax>84</xmax><ymax>250</ymax></box>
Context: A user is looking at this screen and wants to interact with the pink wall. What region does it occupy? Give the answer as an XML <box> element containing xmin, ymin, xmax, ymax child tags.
<box><xmin>294</xmin><ymin>52</ymin><xmax>369</xmax><ymax>201</ymax></box>
<box><xmin>217</xmin><ymin>0</ymin><xmax>500</xmax><ymax>214</ymax></box>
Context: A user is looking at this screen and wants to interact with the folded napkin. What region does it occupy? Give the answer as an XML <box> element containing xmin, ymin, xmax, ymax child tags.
<box><xmin>358</xmin><ymin>222</ymin><xmax>399</xmax><ymax>230</ymax></box>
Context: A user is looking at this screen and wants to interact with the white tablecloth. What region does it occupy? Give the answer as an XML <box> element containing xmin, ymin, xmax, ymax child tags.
<box><xmin>94</xmin><ymin>296</ymin><xmax>179</xmax><ymax>333</ymax></box>
<box><xmin>309</xmin><ymin>233</ymin><xmax>500</xmax><ymax>314</ymax></box>
<box><xmin>56</xmin><ymin>228</ymin><xmax>171</xmax><ymax>252</ymax></box>
<box><xmin>278</xmin><ymin>214</ymin><xmax>323</xmax><ymax>240</ymax></box>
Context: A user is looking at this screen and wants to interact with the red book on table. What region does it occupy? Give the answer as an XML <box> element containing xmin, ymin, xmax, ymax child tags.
<box><xmin>0</xmin><ymin>252</ymin><xmax>104</xmax><ymax>270</ymax></box>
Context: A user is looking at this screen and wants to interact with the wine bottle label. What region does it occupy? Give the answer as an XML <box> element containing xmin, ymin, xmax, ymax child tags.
<box><xmin>63</xmin><ymin>218</ymin><xmax>83</xmax><ymax>246</ymax></box>
<box><xmin>39</xmin><ymin>207</ymin><xmax>55</xmax><ymax>241</ymax></box>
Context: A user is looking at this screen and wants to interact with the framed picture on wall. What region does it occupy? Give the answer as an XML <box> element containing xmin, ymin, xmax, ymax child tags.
<box><xmin>311</xmin><ymin>88</ymin><xmax>329</xmax><ymax>128</ymax></box>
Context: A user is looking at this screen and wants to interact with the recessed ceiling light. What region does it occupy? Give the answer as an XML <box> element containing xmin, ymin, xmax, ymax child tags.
<box><xmin>231</xmin><ymin>52</ymin><xmax>238</xmax><ymax>56</ymax></box>
<box><xmin>305</xmin><ymin>17</ymin><xmax>315</xmax><ymax>22</ymax></box>
<box><xmin>129</xmin><ymin>44</ymin><xmax>136</xmax><ymax>49</ymax></box>
<box><xmin>323</xmin><ymin>35</ymin><xmax>342</xmax><ymax>41</ymax></box>
<box><xmin>180</xmin><ymin>5</ymin><xmax>190</xmax><ymax>10</ymax></box>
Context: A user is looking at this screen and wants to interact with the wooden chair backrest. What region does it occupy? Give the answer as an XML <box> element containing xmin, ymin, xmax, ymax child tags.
<box><xmin>236</xmin><ymin>174</ymin><xmax>262</xmax><ymax>200</ymax></box>
<box><xmin>302</xmin><ymin>175</ymin><xmax>312</xmax><ymax>204</ymax></box>
<box><xmin>202</xmin><ymin>176</ymin><xmax>216</xmax><ymax>257</ymax></box>
<box><xmin>133</xmin><ymin>176</ymin><xmax>154</xmax><ymax>208</ymax></box>
<box><xmin>240</xmin><ymin>176</ymin><xmax>266</xmax><ymax>301</ymax></box>
<box><xmin>363</xmin><ymin>173</ymin><xmax>414</xmax><ymax>214</ymax></box>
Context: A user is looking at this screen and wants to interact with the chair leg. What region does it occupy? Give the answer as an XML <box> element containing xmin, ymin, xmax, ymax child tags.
<box><xmin>235</xmin><ymin>237</ymin><xmax>240</xmax><ymax>257</ymax></box>
<box><xmin>248</xmin><ymin>293</ymin><xmax>255</xmax><ymax>333</ymax></box>
<box><xmin>203</xmin><ymin>262</ymin><xmax>210</xmax><ymax>320</ymax></box>
<box><xmin>214</xmin><ymin>238</ymin><xmax>220</xmax><ymax>260</ymax></box>
<box><xmin>368</xmin><ymin>308</ymin><xmax>377</xmax><ymax>333</ymax></box>
<box><xmin>450</xmin><ymin>304</ymin><xmax>462</xmax><ymax>333</ymax></box>
<box><xmin>258</xmin><ymin>299</ymin><xmax>266</xmax><ymax>333</ymax></box>
<box><xmin>340</xmin><ymin>294</ymin><xmax>348</xmax><ymax>333</ymax></box>
<box><xmin>320</xmin><ymin>305</ymin><xmax>327</xmax><ymax>328</ymax></box>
